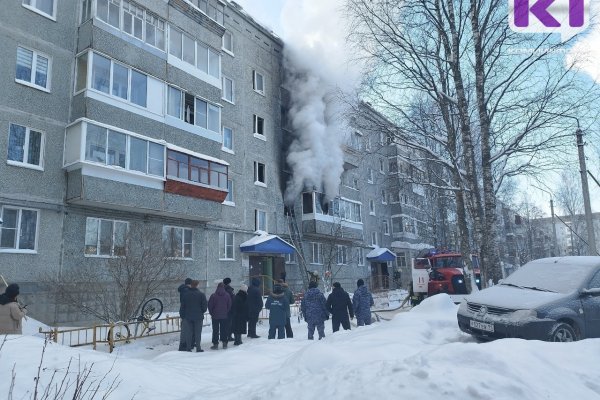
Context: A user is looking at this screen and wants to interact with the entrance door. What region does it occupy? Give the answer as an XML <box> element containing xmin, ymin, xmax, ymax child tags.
<box><xmin>249</xmin><ymin>256</ymin><xmax>286</xmax><ymax>295</ymax></box>
<box><xmin>370</xmin><ymin>262</ymin><xmax>390</xmax><ymax>290</ymax></box>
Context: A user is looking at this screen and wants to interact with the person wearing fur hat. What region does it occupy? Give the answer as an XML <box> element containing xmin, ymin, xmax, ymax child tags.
<box><xmin>352</xmin><ymin>279</ymin><xmax>374</xmax><ymax>326</ymax></box>
<box><xmin>300</xmin><ymin>281</ymin><xmax>329</xmax><ymax>340</ymax></box>
<box><xmin>265</xmin><ymin>285</ymin><xmax>289</xmax><ymax>339</ymax></box>
<box><xmin>231</xmin><ymin>284</ymin><xmax>249</xmax><ymax>345</ymax></box>
<box><xmin>0</xmin><ymin>284</ymin><xmax>27</xmax><ymax>334</ymax></box>
<box><xmin>246</xmin><ymin>277</ymin><xmax>263</xmax><ymax>338</ymax></box>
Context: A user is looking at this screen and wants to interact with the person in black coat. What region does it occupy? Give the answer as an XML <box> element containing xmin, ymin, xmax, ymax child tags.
<box><xmin>178</xmin><ymin>278</ymin><xmax>192</xmax><ymax>351</ymax></box>
<box><xmin>326</xmin><ymin>282</ymin><xmax>354</xmax><ymax>332</ymax></box>
<box><xmin>223</xmin><ymin>277</ymin><xmax>235</xmax><ymax>341</ymax></box>
<box><xmin>231</xmin><ymin>284</ymin><xmax>249</xmax><ymax>345</ymax></box>
<box><xmin>247</xmin><ymin>277</ymin><xmax>264</xmax><ymax>338</ymax></box>
<box><xmin>180</xmin><ymin>280</ymin><xmax>208</xmax><ymax>352</ymax></box>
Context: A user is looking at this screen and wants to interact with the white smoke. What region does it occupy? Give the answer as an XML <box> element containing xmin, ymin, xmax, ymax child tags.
<box><xmin>280</xmin><ymin>0</ymin><xmax>361</xmax><ymax>204</ymax></box>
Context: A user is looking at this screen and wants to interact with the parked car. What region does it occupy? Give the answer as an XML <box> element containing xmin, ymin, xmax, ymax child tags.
<box><xmin>457</xmin><ymin>256</ymin><xmax>600</xmax><ymax>342</ymax></box>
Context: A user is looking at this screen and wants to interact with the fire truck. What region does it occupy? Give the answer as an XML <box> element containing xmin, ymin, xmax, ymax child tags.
<box><xmin>410</xmin><ymin>250</ymin><xmax>481</xmax><ymax>304</ymax></box>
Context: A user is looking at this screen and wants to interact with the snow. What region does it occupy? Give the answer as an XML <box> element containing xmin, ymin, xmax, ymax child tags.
<box><xmin>239</xmin><ymin>232</ymin><xmax>295</xmax><ymax>249</ymax></box>
<box><xmin>365</xmin><ymin>246</ymin><xmax>393</xmax><ymax>258</ymax></box>
<box><xmin>2</xmin><ymin>294</ymin><xmax>600</xmax><ymax>399</ymax></box>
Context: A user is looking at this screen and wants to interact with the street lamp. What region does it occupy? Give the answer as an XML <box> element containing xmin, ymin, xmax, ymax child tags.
<box><xmin>532</xmin><ymin>185</ymin><xmax>559</xmax><ymax>257</ymax></box>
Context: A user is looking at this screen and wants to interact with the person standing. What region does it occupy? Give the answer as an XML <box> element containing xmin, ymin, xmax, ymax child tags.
<box><xmin>231</xmin><ymin>284</ymin><xmax>249</xmax><ymax>345</ymax></box>
<box><xmin>180</xmin><ymin>280</ymin><xmax>208</xmax><ymax>352</ymax></box>
<box><xmin>223</xmin><ymin>277</ymin><xmax>235</xmax><ymax>341</ymax></box>
<box><xmin>352</xmin><ymin>279</ymin><xmax>374</xmax><ymax>326</ymax></box>
<box><xmin>265</xmin><ymin>284</ymin><xmax>289</xmax><ymax>339</ymax></box>
<box><xmin>247</xmin><ymin>278</ymin><xmax>263</xmax><ymax>339</ymax></box>
<box><xmin>326</xmin><ymin>282</ymin><xmax>354</xmax><ymax>332</ymax></box>
<box><xmin>300</xmin><ymin>281</ymin><xmax>329</xmax><ymax>340</ymax></box>
<box><xmin>178</xmin><ymin>278</ymin><xmax>192</xmax><ymax>351</ymax></box>
<box><xmin>0</xmin><ymin>284</ymin><xmax>27</xmax><ymax>335</ymax></box>
<box><xmin>277</xmin><ymin>279</ymin><xmax>294</xmax><ymax>338</ymax></box>
<box><xmin>208</xmin><ymin>282</ymin><xmax>232</xmax><ymax>349</ymax></box>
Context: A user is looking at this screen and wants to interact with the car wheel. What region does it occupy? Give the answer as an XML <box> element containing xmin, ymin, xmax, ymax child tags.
<box><xmin>549</xmin><ymin>322</ymin><xmax>578</xmax><ymax>342</ymax></box>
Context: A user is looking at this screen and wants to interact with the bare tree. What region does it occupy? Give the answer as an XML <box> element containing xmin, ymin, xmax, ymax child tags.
<box><xmin>45</xmin><ymin>223</ymin><xmax>185</xmax><ymax>323</ymax></box>
<box><xmin>555</xmin><ymin>168</ymin><xmax>585</xmax><ymax>255</ymax></box>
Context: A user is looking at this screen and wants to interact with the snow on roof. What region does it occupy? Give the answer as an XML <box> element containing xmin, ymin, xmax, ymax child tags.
<box><xmin>366</xmin><ymin>247</ymin><xmax>393</xmax><ymax>259</ymax></box>
<box><xmin>167</xmin><ymin>144</ymin><xmax>230</xmax><ymax>166</ymax></box>
<box><xmin>239</xmin><ymin>232</ymin><xmax>295</xmax><ymax>249</ymax></box>
<box><xmin>391</xmin><ymin>241</ymin><xmax>433</xmax><ymax>250</ymax></box>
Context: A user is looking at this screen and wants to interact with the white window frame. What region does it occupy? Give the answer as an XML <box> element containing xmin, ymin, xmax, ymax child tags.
<box><xmin>222</xmin><ymin>75</ymin><xmax>234</xmax><ymax>104</ymax></box>
<box><xmin>358</xmin><ymin>247</ymin><xmax>364</xmax><ymax>266</ymax></box>
<box><xmin>371</xmin><ymin>232</ymin><xmax>378</xmax><ymax>246</ymax></box>
<box><xmin>336</xmin><ymin>245</ymin><xmax>348</xmax><ymax>265</ymax></box>
<box><xmin>379</xmin><ymin>158</ymin><xmax>385</xmax><ymax>174</ymax></box>
<box><xmin>369</xmin><ymin>199</ymin><xmax>375</xmax><ymax>216</ymax></box>
<box><xmin>285</xmin><ymin>251</ymin><xmax>297</xmax><ymax>264</ymax></box>
<box><xmin>219</xmin><ymin>231</ymin><xmax>234</xmax><ymax>260</ymax></box>
<box><xmin>0</xmin><ymin>206</ymin><xmax>39</xmax><ymax>253</ymax></box>
<box><xmin>162</xmin><ymin>225</ymin><xmax>193</xmax><ymax>259</ymax></box>
<box><xmin>255</xmin><ymin>209</ymin><xmax>267</xmax><ymax>232</ymax></box>
<box><xmin>367</xmin><ymin>168</ymin><xmax>374</xmax><ymax>184</ymax></box>
<box><xmin>223</xmin><ymin>179</ymin><xmax>234</xmax><ymax>205</ymax></box>
<box><xmin>383</xmin><ymin>219</ymin><xmax>390</xmax><ymax>235</ymax></box>
<box><xmin>222</xmin><ymin>126</ymin><xmax>234</xmax><ymax>153</ymax></box>
<box><xmin>84</xmin><ymin>217</ymin><xmax>128</xmax><ymax>257</ymax></box>
<box><xmin>222</xmin><ymin>30</ymin><xmax>234</xmax><ymax>55</ymax></box>
<box><xmin>252</xmin><ymin>70</ymin><xmax>264</xmax><ymax>95</ymax></box>
<box><xmin>381</xmin><ymin>189</ymin><xmax>387</xmax><ymax>204</ymax></box>
<box><xmin>254</xmin><ymin>161</ymin><xmax>266</xmax><ymax>186</ymax></box>
<box><xmin>396</xmin><ymin>252</ymin><xmax>407</xmax><ymax>268</ymax></box>
<box><xmin>22</xmin><ymin>0</ymin><xmax>57</xmax><ymax>20</ymax></box>
<box><xmin>7</xmin><ymin>123</ymin><xmax>45</xmax><ymax>171</ymax></box>
<box><xmin>15</xmin><ymin>46</ymin><xmax>52</xmax><ymax>92</ymax></box>
<box><xmin>311</xmin><ymin>242</ymin><xmax>323</xmax><ymax>265</ymax></box>
<box><xmin>253</xmin><ymin>114</ymin><xmax>265</xmax><ymax>139</ymax></box>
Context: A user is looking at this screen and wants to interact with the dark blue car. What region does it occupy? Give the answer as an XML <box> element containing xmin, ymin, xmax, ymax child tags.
<box><xmin>457</xmin><ymin>256</ymin><xmax>600</xmax><ymax>342</ymax></box>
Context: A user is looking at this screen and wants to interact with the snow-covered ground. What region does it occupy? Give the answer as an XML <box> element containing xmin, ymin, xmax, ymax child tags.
<box><xmin>2</xmin><ymin>294</ymin><xmax>600</xmax><ymax>400</ymax></box>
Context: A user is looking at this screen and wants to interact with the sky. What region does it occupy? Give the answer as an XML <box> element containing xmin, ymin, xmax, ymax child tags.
<box><xmin>3</xmin><ymin>293</ymin><xmax>600</xmax><ymax>399</ymax></box>
<box><xmin>232</xmin><ymin>0</ymin><xmax>600</xmax><ymax>217</ymax></box>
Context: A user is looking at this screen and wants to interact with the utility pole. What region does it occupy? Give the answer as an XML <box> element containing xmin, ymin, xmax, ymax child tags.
<box><xmin>533</xmin><ymin>185</ymin><xmax>559</xmax><ymax>257</ymax></box>
<box><xmin>576</xmin><ymin>128</ymin><xmax>597</xmax><ymax>256</ymax></box>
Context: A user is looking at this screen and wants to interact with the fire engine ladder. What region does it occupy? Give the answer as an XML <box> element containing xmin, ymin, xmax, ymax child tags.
<box><xmin>285</xmin><ymin>210</ymin><xmax>310</xmax><ymax>290</ymax></box>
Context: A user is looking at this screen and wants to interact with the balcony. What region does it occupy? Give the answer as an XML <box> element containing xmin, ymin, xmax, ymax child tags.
<box><xmin>300</xmin><ymin>192</ymin><xmax>363</xmax><ymax>241</ymax></box>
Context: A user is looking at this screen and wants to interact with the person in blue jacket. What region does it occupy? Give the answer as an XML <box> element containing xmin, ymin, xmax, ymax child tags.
<box><xmin>352</xmin><ymin>279</ymin><xmax>374</xmax><ymax>326</ymax></box>
<box><xmin>300</xmin><ymin>281</ymin><xmax>329</xmax><ymax>340</ymax></box>
<box><xmin>265</xmin><ymin>284</ymin><xmax>289</xmax><ymax>339</ymax></box>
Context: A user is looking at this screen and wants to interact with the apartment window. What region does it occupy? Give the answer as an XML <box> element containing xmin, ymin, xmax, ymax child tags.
<box><xmin>389</xmin><ymin>158</ymin><xmax>398</xmax><ymax>173</ymax></box>
<box><xmin>23</xmin><ymin>0</ymin><xmax>55</xmax><ymax>18</ymax></box>
<box><xmin>371</xmin><ymin>232</ymin><xmax>377</xmax><ymax>246</ymax></box>
<box><xmin>224</xmin><ymin>179</ymin><xmax>233</xmax><ymax>203</ymax></box>
<box><xmin>84</xmin><ymin>123</ymin><xmax>164</xmax><ymax>176</ymax></box>
<box><xmin>81</xmin><ymin>0</ymin><xmax>93</xmax><ymax>22</ymax></box>
<box><xmin>379</xmin><ymin>159</ymin><xmax>385</xmax><ymax>174</ymax></box>
<box><xmin>145</xmin><ymin>13</ymin><xmax>166</xmax><ymax>50</ymax></box>
<box><xmin>390</xmin><ymin>191</ymin><xmax>400</xmax><ymax>204</ymax></box>
<box><xmin>0</xmin><ymin>207</ymin><xmax>38</xmax><ymax>251</ymax></box>
<box><xmin>197</xmin><ymin>42</ymin><xmax>221</xmax><ymax>78</ymax></box>
<box><xmin>396</xmin><ymin>252</ymin><xmax>407</xmax><ymax>268</ymax></box>
<box><xmin>365</xmin><ymin>136</ymin><xmax>371</xmax><ymax>152</ymax></box>
<box><xmin>222</xmin><ymin>31</ymin><xmax>233</xmax><ymax>53</ymax></box>
<box><xmin>367</xmin><ymin>168</ymin><xmax>374</xmax><ymax>183</ymax></box>
<box><xmin>219</xmin><ymin>231</ymin><xmax>234</xmax><ymax>260</ymax></box>
<box><xmin>336</xmin><ymin>245</ymin><xmax>348</xmax><ymax>265</ymax></box>
<box><xmin>311</xmin><ymin>242</ymin><xmax>323</xmax><ymax>264</ymax></box>
<box><xmin>222</xmin><ymin>127</ymin><xmax>233</xmax><ymax>151</ymax></box>
<box><xmin>222</xmin><ymin>76</ymin><xmax>234</xmax><ymax>103</ymax></box>
<box><xmin>166</xmin><ymin>149</ymin><xmax>228</xmax><ymax>189</ymax></box>
<box><xmin>207</xmin><ymin>0</ymin><xmax>224</xmax><ymax>25</ymax></box>
<box><xmin>167</xmin><ymin>86</ymin><xmax>220</xmax><ymax>132</ymax></box>
<box><xmin>253</xmin><ymin>115</ymin><xmax>265</xmax><ymax>136</ymax></box>
<box><xmin>90</xmin><ymin>53</ymin><xmax>147</xmax><ymax>107</ymax></box>
<box><xmin>255</xmin><ymin>210</ymin><xmax>267</xmax><ymax>232</ymax></box>
<box><xmin>358</xmin><ymin>247</ymin><xmax>364</xmax><ymax>266</ymax></box>
<box><xmin>381</xmin><ymin>190</ymin><xmax>387</xmax><ymax>204</ymax></box>
<box><xmin>383</xmin><ymin>219</ymin><xmax>390</xmax><ymax>235</ymax></box>
<box><xmin>392</xmin><ymin>216</ymin><xmax>404</xmax><ymax>233</ymax></box>
<box><xmin>285</xmin><ymin>251</ymin><xmax>297</xmax><ymax>264</ymax></box>
<box><xmin>253</xmin><ymin>70</ymin><xmax>264</xmax><ymax>94</ymax></box>
<box><xmin>16</xmin><ymin>46</ymin><xmax>50</xmax><ymax>91</ymax></box>
<box><xmin>183</xmin><ymin>34</ymin><xmax>195</xmax><ymax>65</ymax></box>
<box><xmin>369</xmin><ymin>200</ymin><xmax>375</xmax><ymax>215</ymax></box>
<box><xmin>254</xmin><ymin>162</ymin><xmax>266</xmax><ymax>184</ymax></box>
<box><xmin>167</xmin><ymin>86</ymin><xmax>182</xmax><ymax>118</ymax></box>
<box><xmin>85</xmin><ymin>217</ymin><xmax>127</xmax><ymax>256</ymax></box>
<box><xmin>163</xmin><ymin>226</ymin><xmax>192</xmax><ymax>258</ymax></box>
<box><xmin>7</xmin><ymin>124</ymin><xmax>43</xmax><ymax>169</ymax></box>
<box><xmin>122</xmin><ymin>1</ymin><xmax>144</xmax><ymax>40</ymax></box>
<box><xmin>97</xmin><ymin>0</ymin><xmax>121</xmax><ymax>28</ymax></box>
<box><xmin>169</xmin><ymin>27</ymin><xmax>183</xmax><ymax>59</ymax></box>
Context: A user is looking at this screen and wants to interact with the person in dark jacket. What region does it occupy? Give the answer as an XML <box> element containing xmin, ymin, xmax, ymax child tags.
<box><xmin>180</xmin><ymin>280</ymin><xmax>208</xmax><ymax>352</ymax></box>
<box><xmin>246</xmin><ymin>277</ymin><xmax>263</xmax><ymax>338</ymax></box>
<box><xmin>178</xmin><ymin>278</ymin><xmax>192</xmax><ymax>351</ymax></box>
<box><xmin>300</xmin><ymin>281</ymin><xmax>329</xmax><ymax>340</ymax></box>
<box><xmin>353</xmin><ymin>279</ymin><xmax>374</xmax><ymax>326</ymax></box>
<box><xmin>223</xmin><ymin>277</ymin><xmax>235</xmax><ymax>341</ymax></box>
<box><xmin>326</xmin><ymin>282</ymin><xmax>354</xmax><ymax>332</ymax></box>
<box><xmin>208</xmin><ymin>282</ymin><xmax>232</xmax><ymax>349</ymax></box>
<box><xmin>277</xmin><ymin>279</ymin><xmax>294</xmax><ymax>338</ymax></box>
<box><xmin>231</xmin><ymin>284</ymin><xmax>249</xmax><ymax>345</ymax></box>
<box><xmin>265</xmin><ymin>285</ymin><xmax>289</xmax><ymax>339</ymax></box>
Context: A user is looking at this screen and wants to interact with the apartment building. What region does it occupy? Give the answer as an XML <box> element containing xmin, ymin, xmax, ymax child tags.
<box><xmin>1</xmin><ymin>0</ymin><xmax>435</xmax><ymax>324</ymax></box>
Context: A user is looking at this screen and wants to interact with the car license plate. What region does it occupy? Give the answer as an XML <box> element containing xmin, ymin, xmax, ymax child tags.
<box><xmin>470</xmin><ymin>320</ymin><xmax>494</xmax><ymax>332</ymax></box>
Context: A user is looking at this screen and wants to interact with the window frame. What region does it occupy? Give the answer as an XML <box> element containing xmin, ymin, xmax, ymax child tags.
<box><xmin>166</xmin><ymin>149</ymin><xmax>228</xmax><ymax>189</ymax></box>
<box><xmin>84</xmin><ymin>217</ymin><xmax>128</xmax><ymax>257</ymax></box>
<box><xmin>0</xmin><ymin>206</ymin><xmax>39</xmax><ymax>253</ymax></box>
<box><xmin>311</xmin><ymin>242</ymin><xmax>323</xmax><ymax>265</ymax></box>
<box><xmin>223</xmin><ymin>179</ymin><xmax>234</xmax><ymax>204</ymax></box>
<box><xmin>358</xmin><ymin>247</ymin><xmax>365</xmax><ymax>266</ymax></box>
<box><xmin>369</xmin><ymin>199</ymin><xmax>375</xmax><ymax>215</ymax></box>
<box><xmin>254</xmin><ymin>161</ymin><xmax>266</xmax><ymax>186</ymax></box>
<box><xmin>255</xmin><ymin>209</ymin><xmax>267</xmax><ymax>232</ymax></box>
<box><xmin>383</xmin><ymin>219</ymin><xmax>390</xmax><ymax>235</ymax></box>
<box><xmin>371</xmin><ymin>231</ymin><xmax>378</xmax><ymax>246</ymax></box>
<box><xmin>252</xmin><ymin>70</ymin><xmax>264</xmax><ymax>95</ymax></box>
<box><xmin>253</xmin><ymin>114</ymin><xmax>265</xmax><ymax>138</ymax></box>
<box><xmin>222</xmin><ymin>30</ymin><xmax>234</xmax><ymax>55</ymax></box>
<box><xmin>162</xmin><ymin>225</ymin><xmax>193</xmax><ymax>259</ymax></box>
<box><xmin>22</xmin><ymin>0</ymin><xmax>57</xmax><ymax>20</ymax></box>
<box><xmin>222</xmin><ymin>126</ymin><xmax>234</xmax><ymax>152</ymax></box>
<box><xmin>219</xmin><ymin>231</ymin><xmax>234</xmax><ymax>260</ymax></box>
<box><xmin>7</xmin><ymin>123</ymin><xmax>45</xmax><ymax>171</ymax></box>
<box><xmin>222</xmin><ymin>75</ymin><xmax>234</xmax><ymax>104</ymax></box>
<box><xmin>336</xmin><ymin>245</ymin><xmax>348</xmax><ymax>265</ymax></box>
<box><xmin>15</xmin><ymin>45</ymin><xmax>52</xmax><ymax>92</ymax></box>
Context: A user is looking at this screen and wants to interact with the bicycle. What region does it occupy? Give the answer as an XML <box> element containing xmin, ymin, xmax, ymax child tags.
<box><xmin>107</xmin><ymin>298</ymin><xmax>163</xmax><ymax>344</ymax></box>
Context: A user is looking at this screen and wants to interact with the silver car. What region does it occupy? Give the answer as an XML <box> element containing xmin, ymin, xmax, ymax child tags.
<box><xmin>457</xmin><ymin>256</ymin><xmax>600</xmax><ymax>342</ymax></box>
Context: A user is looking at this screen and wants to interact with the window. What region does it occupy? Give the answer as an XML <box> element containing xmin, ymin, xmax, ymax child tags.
<box><xmin>207</xmin><ymin>0</ymin><xmax>224</xmax><ymax>25</ymax></box>
<box><xmin>285</xmin><ymin>251</ymin><xmax>297</xmax><ymax>264</ymax></box>
<box><xmin>85</xmin><ymin>217</ymin><xmax>127</xmax><ymax>256</ymax></box>
<box><xmin>167</xmin><ymin>85</ymin><xmax>220</xmax><ymax>132</ymax></box>
<box><xmin>396</xmin><ymin>252</ymin><xmax>407</xmax><ymax>268</ymax></box>
<box><xmin>90</xmin><ymin>53</ymin><xmax>148</xmax><ymax>107</ymax></box>
<box><xmin>349</xmin><ymin>131</ymin><xmax>361</xmax><ymax>151</ymax></box>
<box><xmin>223</xmin><ymin>127</ymin><xmax>233</xmax><ymax>151</ymax></box>
<box><xmin>254</xmin><ymin>162</ymin><xmax>266</xmax><ymax>185</ymax></box>
<box><xmin>381</xmin><ymin>190</ymin><xmax>387</xmax><ymax>204</ymax></box>
<box><xmin>166</xmin><ymin>149</ymin><xmax>228</xmax><ymax>189</ymax></box>
<box><xmin>224</xmin><ymin>179</ymin><xmax>233</xmax><ymax>203</ymax></box>
<box><xmin>255</xmin><ymin>210</ymin><xmax>267</xmax><ymax>232</ymax></box>
<box><xmin>16</xmin><ymin>46</ymin><xmax>50</xmax><ymax>91</ymax></box>
<box><xmin>253</xmin><ymin>115</ymin><xmax>265</xmax><ymax>136</ymax></box>
<box><xmin>358</xmin><ymin>247</ymin><xmax>364</xmax><ymax>266</ymax></box>
<box><xmin>96</xmin><ymin>0</ymin><xmax>121</xmax><ymax>28</ymax></box>
<box><xmin>0</xmin><ymin>207</ymin><xmax>38</xmax><ymax>251</ymax></box>
<box><xmin>253</xmin><ymin>70</ymin><xmax>264</xmax><ymax>94</ymax></box>
<box><xmin>197</xmin><ymin>42</ymin><xmax>221</xmax><ymax>78</ymax></box>
<box><xmin>145</xmin><ymin>12</ymin><xmax>166</xmax><ymax>50</ymax></box>
<box><xmin>365</xmin><ymin>136</ymin><xmax>371</xmax><ymax>152</ymax></box>
<box><xmin>84</xmin><ymin>122</ymin><xmax>164</xmax><ymax>176</ymax></box>
<box><xmin>371</xmin><ymin>232</ymin><xmax>377</xmax><ymax>246</ymax></box>
<box><xmin>81</xmin><ymin>0</ymin><xmax>93</xmax><ymax>23</ymax></box>
<box><xmin>389</xmin><ymin>158</ymin><xmax>398</xmax><ymax>173</ymax></box>
<box><xmin>167</xmin><ymin>86</ymin><xmax>182</xmax><ymax>118</ymax></box>
<box><xmin>7</xmin><ymin>124</ymin><xmax>43</xmax><ymax>169</ymax></box>
<box><xmin>379</xmin><ymin>159</ymin><xmax>385</xmax><ymax>174</ymax></box>
<box><xmin>367</xmin><ymin>168</ymin><xmax>374</xmax><ymax>183</ymax></box>
<box><xmin>219</xmin><ymin>231</ymin><xmax>234</xmax><ymax>260</ymax></box>
<box><xmin>392</xmin><ymin>216</ymin><xmax>404</xmax><ymax>233</ymax></box>
<box><xmin>383</xmin><ymin>219</ymin><xmax>390</xmax><ymax>235</ymax></box>
<box><xmin>390</xmin><ymin>191</ymin><xmax>400</xmax><ymax>204</ymax></box>
<box><xmin>169</xmin><ymin>27</ymin><xmax>183</xmax><ymax>59</ymax></box>
<box><xmin>163</xmin><ymin>226</ymin><xmax>192</xmax><ymax>258</ymax></box>
<box><xmin>122</xmin><ymin>1</ymin><xmax>144</xmax><ymax>40</ymax></box>
<box><xmin>369</xmin><ymin>200</ymin><xmax>375</xmax><ymax>215</ymax></box>
<box><xmin>336</xmin><ymin>245</ymin><xmax>348</xmax><ymax>265</ymax></box>
<box><xmin>222</xmin><ymin>76</ymin><xmax>234</xmax><ymax>103</ymax></box>
<box><xmin>311</xmin><ymin>242</ymin><xmax>323</xmax><ymax>264</ymax></box>
<box><xmin>222</xmin><ymin>31</ymin><xmax>233</xmax><ymax>53</ymax></box>
<box><xmin>23</xmin><ymin>0</ymin><xmax>55</xmax><ymax>18</ymax></box>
